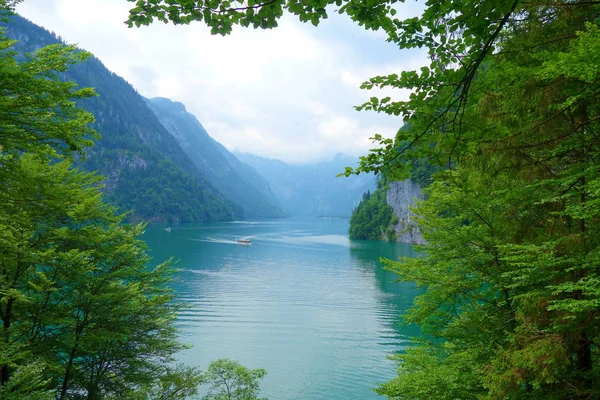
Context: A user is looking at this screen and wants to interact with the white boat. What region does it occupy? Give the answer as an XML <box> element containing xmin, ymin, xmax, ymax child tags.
<box><xmin>237</xmin><ymin>238</ymin><xmax>251</xmax><ymax>245</ymax></box>
<box><xmin>165</xmin><ymin>227</ymin><xmax>171</xmax><ymax>232</ymax></box>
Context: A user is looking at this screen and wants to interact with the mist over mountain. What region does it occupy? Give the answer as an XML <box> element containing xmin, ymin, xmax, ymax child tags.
<box><xmin>145</xmin><ymin>97</ymin><xmax>286</xmax><ymax>219</ymax></box>
<box><xmin>235</xmin><ymin>153</ymin><xmax>376</xmax><ymax>217</ymax></box>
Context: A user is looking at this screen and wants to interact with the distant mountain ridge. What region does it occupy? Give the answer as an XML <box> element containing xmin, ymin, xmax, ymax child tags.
<box><xmin>235</xmin><ymin>153</ymin><xmax>376</xmax><ymax>217</ymax></box>
<box><xmin>4</xmin><ymin>15</ymin><xmax>239</xmax><ymax>222</ymax></box>
<box><xmin>145</xmin><ymin>97</ymin><xmax>286</xmax><ymax>218</ymax></box>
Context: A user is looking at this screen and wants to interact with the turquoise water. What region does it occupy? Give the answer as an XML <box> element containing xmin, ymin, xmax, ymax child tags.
<box><xmin>143</xmin><ymin>219</ymin><xmax>420</xmax><ymax>399</ymax></box>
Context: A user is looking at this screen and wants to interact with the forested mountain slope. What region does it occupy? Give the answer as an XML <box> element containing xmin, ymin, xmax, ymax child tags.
<box><xmin>146</xmin><ymin>97</ymin><xmax>285</xmax><ymax>218</ymax></box>
<box><xmin>4</xmin><ymin>15</ymin><xmax>239</xmax><ymax>222</ymax></box>
<box><xmin>236</xmin><ymin>152</ymin><xmax>376</xmax><ymax>217</ymax></box>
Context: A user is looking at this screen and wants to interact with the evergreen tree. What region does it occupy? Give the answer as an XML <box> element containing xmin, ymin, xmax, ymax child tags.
<box><xmin>349</xmin><ymin>185</ymin><xmax>395</xmax><ymax>241</ymax></box>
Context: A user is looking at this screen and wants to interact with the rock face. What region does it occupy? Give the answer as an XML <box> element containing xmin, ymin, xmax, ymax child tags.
<box><xmin>386</xmin><ymin>180</ymin><xmax>426</xmax><ymax>245</ymax></box>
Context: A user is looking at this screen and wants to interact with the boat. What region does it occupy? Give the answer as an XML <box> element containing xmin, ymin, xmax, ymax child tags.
<box><xmin>237</xmin><ymin>238</ymin><xmax>251</xmax><ymax>245</ymax></box>
<box><xmin>165</xmin><ymin>227</ymin><xmax>171</xmax><ymax>232</ymax></box>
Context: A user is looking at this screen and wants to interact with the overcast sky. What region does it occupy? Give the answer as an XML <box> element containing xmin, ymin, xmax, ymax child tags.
<box><xmin>17</xmin><ymin>0</ymin><xmax>426</xmax><ymax>164</ymax></box>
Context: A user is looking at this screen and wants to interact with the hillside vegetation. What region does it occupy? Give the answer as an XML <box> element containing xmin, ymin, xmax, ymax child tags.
<box><xmin>349</xmin><ymin>179</ymin><xmax>397</xmax><ymax>241</ymax></box>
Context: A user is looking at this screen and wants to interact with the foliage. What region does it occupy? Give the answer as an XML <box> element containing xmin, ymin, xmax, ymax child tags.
<box><xmin>406</xmin><ymin>156</ymin><xmax>440</xmax><ymax>188</ymax></box>
<box><xmin>202</xmin><ymin>359</ymin><xmax>267</xmax><ymax>400</ymax></box>
<box><xmin>0</xmin><ymin>27</ymin><xmax>96</xmax><ymax>159</ymax></box>
<box><xmin>0</xmin><ymin>363</ymin><xmax>54</xmax><ymax>400</ymax></box>
<box><xmin>0</xmin><ymin>1</ymin><xmax>21</xmax><ymax>13</ymax></box>
<box><xmin>349</xmin><ymin>182</ymin><xmax>396</xmax><ymax>241</ymax></box>
<box><xmin>376</xmin><ymin>343</ymin><xmax>485</xmax><ymax>400</ymax></box>
<box><xmin>0</xmin><ymin>142</ymin><xmax>202</xmax><ymax>400</ymax></box>
<box><xmin>376</xmin><ymin>5</ymin><xmax>600</xmax><ymax>399</ymax></box>
<box><xmin>0</xmin><ymin>22</ymin><xmax>203</xmax><ymax>399</ymax></box>
<box><xmin>129</xmin><ymin>364</ymin><xmax>205</xmax><ymax>400</ymax></box>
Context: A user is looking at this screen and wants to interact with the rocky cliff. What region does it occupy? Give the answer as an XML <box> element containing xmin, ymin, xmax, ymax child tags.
<box><xmin>386</xmin><ymin>180</ymin><xmax>426</xmax><ymax>245</ymax></box>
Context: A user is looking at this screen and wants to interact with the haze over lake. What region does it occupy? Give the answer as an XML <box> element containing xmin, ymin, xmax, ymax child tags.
<box><xmin>143</xmin><ymin>218</ymin><xmax>420</xmax><ymax>400</ymax></box>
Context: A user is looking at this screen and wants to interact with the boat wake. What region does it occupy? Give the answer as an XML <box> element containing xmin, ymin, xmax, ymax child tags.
<box><xmin>185</xmin><ymin>237</ymin><xmax>239</xmax><ymax>245</ymax></box>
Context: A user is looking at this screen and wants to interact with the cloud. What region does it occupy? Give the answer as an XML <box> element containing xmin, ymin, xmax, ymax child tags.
<box><xmin>319</xmin><ymin>116</ymin><xmax>359</xmax><ymax>140</ymax></box>
<box><xmin>17</xmin><ymin>0</ymin><xmax>426</xmax><ymax>164</ymax></box>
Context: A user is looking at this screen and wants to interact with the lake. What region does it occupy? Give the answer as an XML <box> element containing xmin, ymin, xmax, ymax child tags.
<box><xmin>143</xmin><ymin>218</ymin><xmax>420</xmax><ymax>400</ymax></box>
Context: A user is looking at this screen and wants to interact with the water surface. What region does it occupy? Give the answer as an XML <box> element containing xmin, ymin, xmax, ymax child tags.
<box><xmin>143</xmin><ymin>219</ymin><xmax>420</xmax><ymax>399</ymax></box>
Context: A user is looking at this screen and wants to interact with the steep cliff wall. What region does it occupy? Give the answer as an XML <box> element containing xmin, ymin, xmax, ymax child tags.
<box><xmin>386</xmin><ymin>180</ymin><xmax>426</xmax><ymax>245</ymax></box>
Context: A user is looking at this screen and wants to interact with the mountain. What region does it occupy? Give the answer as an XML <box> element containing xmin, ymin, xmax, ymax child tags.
<box><xmin>145</xmin><ymin>97</ymin><xmax>285</xmax><ymax>218</ymax></box>
<box><xmin>4</xmin><ymin>15</ymin><xmax>240</xmax><ymax>223</ymax></box>
<box><xmin>235</xmin><ymin>153</ymin><xmax>376</xmax><ymax>217</ymax></box>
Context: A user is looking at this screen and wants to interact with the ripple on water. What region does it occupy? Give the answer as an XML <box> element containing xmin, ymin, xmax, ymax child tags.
<box><xmin>144</xmin><ymin>219</ymin><xmax>419</xmax><ymax>400</ymax></box>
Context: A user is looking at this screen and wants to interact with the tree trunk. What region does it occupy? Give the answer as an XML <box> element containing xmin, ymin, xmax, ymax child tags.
<box><xmin>1</xmin><ymin>297</ymin><xmax>14</xmax><ymax>385</ymax></box>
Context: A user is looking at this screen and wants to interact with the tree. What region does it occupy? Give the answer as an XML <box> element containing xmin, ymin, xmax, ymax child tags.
<box><xmin>349</xmin><ymin>187</ymin><xmax>394</xmax><ymax>241</ymax></box>
<box><xmin>203</xmin><ymin>359</ymin><xmax>267</xmax><ymax>400</ymax></box>
<box><xmin>128</xmin><ymin>364</ymin><xmax>206</xmax><ymax>400</ymax></box>
<box><xmin>0</xmin><ymin>141</ymin><xmax>204</xmax><ymax>400</ymax></box>
<box><xmin>0</xmin><ymin>14</ymin><xmax>203</xmax><ymax>399</ymax></box>
<box><xmin>0</xmin><ymin>363</ymin><xmax>54</xmax><ymax>400</ymax></box>
<box><xmin>0</xmin><ymin>28</ymin><xmax>96</xmax><ymax>160</ymax></box>
<box><xmin>0</xmin><ymin>21</ymin><xmax>98</xmax><ymax>389</ymax></box>
<box><xmin>374</xmin><ymin>6</ymin><xmax>600</xmax><ymax>400</ymax></box>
